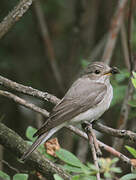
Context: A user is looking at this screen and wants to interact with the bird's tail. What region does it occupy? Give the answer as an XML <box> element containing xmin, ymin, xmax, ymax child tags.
<box><xmin>21</xmin><ymin>125</ymin><xmax>63</xmax><ymax>161</ymax></box>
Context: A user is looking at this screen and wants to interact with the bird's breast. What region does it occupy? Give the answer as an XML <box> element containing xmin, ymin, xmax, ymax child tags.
<box><xmin>71</xmin><ymin>83</ymin><xmax>113</xmax><ymax>124</ymax></box>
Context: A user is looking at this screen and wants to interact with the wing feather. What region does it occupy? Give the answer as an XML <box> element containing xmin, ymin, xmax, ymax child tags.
<box><xmin>34</xmin><ymin>77</ymin><xmax>107</xmax><ymax>137</ymax></box>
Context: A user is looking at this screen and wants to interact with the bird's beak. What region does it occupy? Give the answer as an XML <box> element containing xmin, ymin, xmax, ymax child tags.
<box><xmin>104</xmin><ymin>67</ymin><xmax>120</xmax><ymax>76</ymax></box>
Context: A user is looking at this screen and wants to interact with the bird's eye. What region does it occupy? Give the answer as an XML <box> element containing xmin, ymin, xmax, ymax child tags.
<box><xmin>94</xmin><ymin>70</ymin><xmax>100</xmax><ymax>74</ymax></box>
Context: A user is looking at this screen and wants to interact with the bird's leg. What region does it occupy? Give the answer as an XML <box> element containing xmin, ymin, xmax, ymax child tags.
<box><xmin>81</xmin><ymin>121</ymin><xmax>102</xmax><ymax>156</ymax></box>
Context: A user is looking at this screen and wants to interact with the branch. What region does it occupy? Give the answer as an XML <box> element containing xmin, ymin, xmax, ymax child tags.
<box><xmin>120</xmin><ymin>22</ymin><xmax>130</xmax><ymax>70</ymax></box>
<box><xmin>102</xmin><ymin>0</ymin><xmax>128</xmax><ymax>64</ymax></box>
<box><xmin>67</xmin><ymin>125</ymin><xmax>131</xmax><ymax>165</ymax></box>
<box><xmin>0</xmin><ymin>0</ymin><xmax>34</xmax><ymax>39</ymax></box>
<box><xmin>0</xmin><ymin>159</ymin><xmax>19</xmax><ymax>173</ymax></box>
<box><xmin>0</xmin><ymin>122</ymin><xmax>70</xmax><ymax>180</ymax></box>
<box><xmin>82</xmin><ymin>123</ymin><xmax>101</xmax><ymax>180</ymax></box>
<box><xmin>33</xmin><ymin>1</ymin><xmax>64</xmax><ymax>92</ymax></box>
<box><xmin>0</xmin><ymin>75</ymin><xmax>59</xmax><ymax>105</ymax></box>
<box><xmin>93</xmin><ymin>122</ymin><xmax>136</xmax><ymax>142</ymax></box>
<box><xmin>127</xmin><ymin>0</ymin><xmax>134</xmax><ymax>71</ymax></box>
<box><xmin>0</xmin><ymin>90</ymin><xmax>49</xmax><ymax>118</ymax></box>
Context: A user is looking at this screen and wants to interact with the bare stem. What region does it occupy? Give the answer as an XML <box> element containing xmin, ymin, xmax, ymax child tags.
<box><xmin>0</xmin><ymin>0</ymin><xmax>34</xmax><ymax>39</ymax></box>
<box><xmin>93</xmin><ymin>122</ymin><xmax>136</xmax><ymax>142</ymax></box>
<box><xmin>0</xmin><ymin>90</ymin><xmax>49</xmax><ymax>118</ymax></box>
<box><xmin>81</xmin><ymin>123</ymin><xmax>101</xmax><ymax>180</ymax></box>
<box><xmin>0</xmin><ymin>75</ymin><xmax>59</xmax><ymax>105</ymax></box>
<box><xmin>102</xmin><ymin>0</ymin><xmax>128</xmax><ymax>64</ymax></box>
<box><xmin>33</xmin><ymin>1</ymin><xmax>64</xmax><ymax>92</ymax></box>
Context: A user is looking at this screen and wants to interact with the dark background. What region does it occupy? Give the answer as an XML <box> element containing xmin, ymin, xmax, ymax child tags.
<box><xmin>0</xmin><ymin>0</ymin><xmax>135</xmax><ymax>179</ymax></box>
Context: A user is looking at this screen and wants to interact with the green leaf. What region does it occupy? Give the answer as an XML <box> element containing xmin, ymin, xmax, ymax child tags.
<box><xmin>120</xmin><ymin>173</ymin><xmax>136</xmax><ymax>180</ymax></box>
<box><xmin>0</xmin><ymin>171</ymin><xmax>10</xmax><ymax>180</ymax></box>
<box><xmin>80</xmin><ymin>165</ymin><xmax>94</xmax><ymax>175</ymax></box>
<box><xmin>111</xmin><ymin>85</ymin><xmax>126</xmax><ymax>106</ymax></box>
<box><xmin>104</xmin><ymin>172</ymin><xmax>112</xmax><ymax>178</ymax></box>
<box><xmin>115</xmin><ymin>69</ymin><xmax>129</xmax><ymax>83</ymax></box>
<box><xmin>26</xmin><ymin>126</ymin><xmax>37</xmax><ymax>142</ymax></box>
<box><xmin>13</xmin><ymin>174</ymin><xmax>28</xmax><ymax>180</ymax></box>
<box><xmin>87</xmin><ymin>163</ymin><xmax>98</xmax><ymax>171</ymax></box>
<box><xmin>128</xmin><ymin>100</ymin><xmax>136</xmax><ymax>107</ymax></box>
<box><xmin>132</xmin><ymin>71</ymin><xmax>136</xmax><ymax>79</ymax></box>
<box><xmin>110</xmin><ymin>167</ymin><xmax>122</xmax><ymax>173</ymax></box>
<box><xmin>81</xmin><ymin>59</ymin><xmax>90</xmax><ymax>68</ymax></box>
<box><xmin>111</xmin><ymin>157</ymin><xmax>119</xmax><ymax>164</ymax></box>
<box><xmin>53</xmin><ymin>174</ymin><xmax>64</xmax><ymax>180</ymax></box>
<box><xmin>72</xmin><ymin>175</ymin><xmax>97</xmax><ymax>180</ymax></box>
<box><xmin>132</xmin><ymin>78</ymin><xmax>136</xmax><ymax>89</ymax></box>
<box><xmin>72</xmin><ymin>175</ymin><xmax>80</xmax><ymax>180</ymax></box>
<box><xmin>56</xmin><ymin>148</ymin><xmax>84</xmax><ymax>167</ymax></box>
<box><xmin>63</xmin><ymin>164</ymin><xmax>83</xmax><ymax>173</ymax></box>
<box><xmin>80</xmin><ymin>176</ymin><xmax>97</xmax><ymax>180</ymax></box>
<box><xmin>125</xmin><ymin>146</ymin><xmax>136</xmax><ymax>158</ymax></box>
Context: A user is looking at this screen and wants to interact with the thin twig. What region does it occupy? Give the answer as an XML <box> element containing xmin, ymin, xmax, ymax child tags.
<box><xmin>93</xmin><ymin>122</ymin><xmax>136</xmax><ymax>142</ymax></box>
<box><xmin>127</xmin><ymin>0</ymin><xmax>134</xmax><ymax>71</ymax></box>
<box><xmin>0</xmin><ymin>159</ymin><xmax>19</xmax><ymax>173</ymax></box>
<box><xmin>33</xmin><ymin>1</ymin><xmax>64</xmax><ymax>92</ymax></box>
<box><xmin>82</xmin><ymin>123</ymin><xmax>100</xmax><ymax>180</ymax></box>
<box><xmin>90</xmin><ymin>128</ymin><xmax>102</xmax><ymax>156</ymax></box>
<box><xmin>0</xmin><ymin>75</ymin><xmax>59</xmax><ymax>105</ymax></box>
<box><xmin>0</xmin><ymin>90</ymin><xmax>49</xmax><ymax>118</ymax></box>
<box><xmin>102</xmin><ymin>0</ymin><xmax>128</xmax><ymax>64</ymax></box>
<box><xmin>0</xmin><ymin>0</ymin><xmax>34</xmax><ymax>39</ymax></box>
<box><xmin>120</xmin><ymin>22</ymin><xmax>130</xmax><ymax>70</ymax></box>
<box><xmin>89</xmin><ymin>33</ymin><xmax>107</xmax><ymax>59</ymax></box>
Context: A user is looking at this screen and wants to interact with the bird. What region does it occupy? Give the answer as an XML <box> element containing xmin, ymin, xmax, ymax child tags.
<box><xmin>21</xmin><ymin>61</ymin><xmax>119</xmax><ymax>160</ymax></box>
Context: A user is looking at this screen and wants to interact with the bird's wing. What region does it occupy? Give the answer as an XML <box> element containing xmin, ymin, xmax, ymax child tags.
<box><xmin>33</xmin><ymin>77</ymin><xmax>107</xmax><ymax>137</ymax></box>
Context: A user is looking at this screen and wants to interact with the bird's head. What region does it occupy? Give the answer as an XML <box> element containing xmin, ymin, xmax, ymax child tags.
<box><xmin>83</xmin><ymin>61</ymin><xmax>119</xmax><ymax>81</ymax></box>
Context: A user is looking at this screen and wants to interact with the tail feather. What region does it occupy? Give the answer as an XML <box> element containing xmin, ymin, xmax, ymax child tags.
<box><xmin>21</xmin><ymin>124</ymin><xmax>65</xmax><ymax>161</ymax></box>
<box><xmin>21</xmin><ymin>132</ymin><xmax>48</xmax><ymax>161</ymax></box>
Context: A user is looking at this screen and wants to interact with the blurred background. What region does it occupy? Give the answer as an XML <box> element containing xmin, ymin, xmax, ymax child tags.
<box><xmin>0</xmin><ymin>0</ymin><xmax>136</xmax><ymax>179</ymax></box>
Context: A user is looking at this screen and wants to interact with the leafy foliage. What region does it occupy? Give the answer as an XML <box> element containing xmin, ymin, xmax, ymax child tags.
<box><xmin>125</xmin><ymin>145</ymin><xmax>136</xmax><ymax>158</ymax></box>
<box><xmin>54</xmin><ymin>174</ymin><xmax>64</xmax><ymax>180</ymax></box>
<box><xmin>56</xmin><ymin>148</ymin><xmax>85</xmax><ymax>167</ymax></box>
<box><xmin>131</xmin><ymin>71</ymin><xmax>136</xmax><ymax>89</ymax></box>
<box><xmin>55</xmin><ymin>149</ymin><xmax>121</xmax><ymax>180</ymax></box>
<box><xmin>98</xmin><ymin>158</ymin><xmax>121</xmax><ymax>179</ymax></box>
<box><xmin>110</xmin><ymin>69</ymin><xmax>129</xmax><ymax>107</ymax></box>
<box><xmin>120</xmin><ymin>173</ymin><xmax>136</xmax><ymax>180</ymax></box>
<box><xmin>0</xmin><ymin>171</ymin><xmax>10</xmax><ymax>180</ymax></box>
<box><xmin>0</xmin><ymin>172</ymin><xmax>28</xmax><ymax>180</ymax></box>
<box><xmin>13</xmin><ymin>174</ymin><xmax>28</xmax><ymax>180</ymax></box>
<box><xmin>26</xmin><ymin>126</ymin><xmax>37</xmax><ymax>142</ymax></box>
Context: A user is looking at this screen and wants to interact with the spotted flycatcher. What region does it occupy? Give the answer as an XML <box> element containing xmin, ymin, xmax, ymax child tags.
<box><xmin>21</xmin><ymin>61</ymin><xmax>119</xmax><ymax>160</ymax></box>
